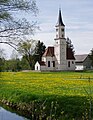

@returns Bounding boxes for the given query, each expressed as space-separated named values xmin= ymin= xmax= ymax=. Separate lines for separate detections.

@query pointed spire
xmin=56 ymin=8 xmax=65 ymax=26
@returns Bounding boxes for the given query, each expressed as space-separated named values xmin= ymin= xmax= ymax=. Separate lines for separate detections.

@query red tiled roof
xmin=43 ymin=46 xmax=75 ymax=60
xmin=39 ymin=61 xmax=46 ymax=66
xmin=66 ymin=48 xmax=75 ymax=60
xmin=43 ymin=47 xmax=55 ymax=57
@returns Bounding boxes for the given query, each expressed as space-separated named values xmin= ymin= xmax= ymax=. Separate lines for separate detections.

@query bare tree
xmin=0 ymin=49 xmax=6 ymax=58
xmin=0 ymin=0 xmax=38 ymax=50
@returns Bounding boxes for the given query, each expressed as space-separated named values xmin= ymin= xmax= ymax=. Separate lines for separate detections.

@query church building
xmin=35 ymin=9 xmax=75 ymax=71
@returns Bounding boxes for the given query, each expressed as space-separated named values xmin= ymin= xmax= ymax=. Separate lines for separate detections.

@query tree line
xmin=0 ymin=40 xmax=46 ymax=72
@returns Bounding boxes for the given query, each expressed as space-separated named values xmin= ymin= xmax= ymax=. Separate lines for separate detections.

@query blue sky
xmin=1 ymin=0 xmax=93 ymax=58
xmin=33 ymin=0 xmax=93 ymax=55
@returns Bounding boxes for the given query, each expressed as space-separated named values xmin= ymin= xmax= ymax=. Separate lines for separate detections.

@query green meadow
xmin=0 ymin=71 xmax=93 ymax=119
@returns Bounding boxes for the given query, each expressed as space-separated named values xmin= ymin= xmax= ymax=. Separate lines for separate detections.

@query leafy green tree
xmin=15 ymin=58 xmax=22 ymax=71
xmin=0 ymin=49 xmax=5 ymax=71
xmin=0 ymin=58 xmax=5 ymax=72
xmin=4 ymin=58 xmax=22 ymax=71
xmin=18 ymin=39 xmax=36 ymax=69
xmin=66 ymin=37 xmax=75 ymax=54
xmin=89 ymin=48 xmax=93 ymax=67
xmin=20 ymin=56 xmax=30 ymax=70
xmin=34 ymin=40 xmax=46 ymax=62
xmin=0 ymin=0 xmax=38 ymax=49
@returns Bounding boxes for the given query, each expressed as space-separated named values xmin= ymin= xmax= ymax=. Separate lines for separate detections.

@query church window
xmin=56 ymin=29 xmax=58 ymax=32
xmin=62 ymin=34 xmax=64 ymax=37
xmin=53 ymin=61 xmax=55 ymax=67
xmin=68 ymin=61 xmax=70 ymax=67
xmin=61 ymin=28 xmax=64 ymax=32
xmin=72 ymin=61 xmax=74 ymax=64
xmin=48 ymin=61 xmax=50 ymax=67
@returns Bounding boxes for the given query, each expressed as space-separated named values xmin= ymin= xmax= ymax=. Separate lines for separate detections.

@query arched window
xmin=48 ymin=61 xmax=50 ymax=67
xmin=53 ymin=61 xmax=55 ymax=67
xmin=68 ymin=61 xmax=70 ymax=67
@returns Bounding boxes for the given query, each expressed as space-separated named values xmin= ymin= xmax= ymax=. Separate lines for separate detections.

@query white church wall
xmin=35 ymin=62 xmax=41 ymax=71
xmin=54 ymin=42 xmax=67 ymax=71
xmin=45 ymin=56 xmax=56 ymax=71
xmin=35 ymin=61 xmax=46 ymax=71
xmin=41 ymin=66 xmax=46 ymax=71
xmin=42 ymin=57 xmax=46 ymax=62
xmin=67 ymin=60 xmax=76 ymax=70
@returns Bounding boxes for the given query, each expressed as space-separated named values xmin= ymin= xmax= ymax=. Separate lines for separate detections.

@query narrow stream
xmin=0 ymin=106 xmax=29 ymax=120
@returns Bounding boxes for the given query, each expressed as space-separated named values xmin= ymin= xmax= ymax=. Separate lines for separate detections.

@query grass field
xmin=0 ymin=71 xmax=93 ymax=119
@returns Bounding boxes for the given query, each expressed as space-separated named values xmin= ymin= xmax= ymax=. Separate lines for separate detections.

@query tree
xmin=0 ymin=58 xmax=5 ymax=72
xmin=18 ymin=39 xmax=36 ymax=69
xmin=0 ymin=49 xmax=6 ymax=58
xmin=18 ymin=40 xmax=46 ymax=70
xmin=34 ymin=40 xmax=46 ymax=62
xmin=66 ymin=37 xmax=75 ymax=54
xmin=0 ymin=49 xmax=5 ymax=71
xmin=0 ymin=0 xmax=38 ymax=50
xmin=89 ymin=48 xmax=93 ymax=67
xmin=4 ymin=58 xmax=22 ymax=71
xmin=20 ymin=56 xmax=30 ymax=70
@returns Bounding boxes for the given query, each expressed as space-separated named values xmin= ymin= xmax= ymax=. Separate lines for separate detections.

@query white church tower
xmin=54 ymin=9 xmax=67 ymax=70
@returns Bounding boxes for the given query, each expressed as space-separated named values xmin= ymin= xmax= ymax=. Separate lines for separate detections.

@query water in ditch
xmin=0 ymin=106 xmax=29 ymax=120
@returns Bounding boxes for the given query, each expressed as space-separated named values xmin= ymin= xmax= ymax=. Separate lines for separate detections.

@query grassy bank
xmin=0 ymin=71 xmax=93 ymax=119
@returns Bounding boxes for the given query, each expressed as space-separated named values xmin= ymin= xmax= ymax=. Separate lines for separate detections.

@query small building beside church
xmin=35 ymin=9 xmax=75 ymax=71
xmin=75 ymin=54 xmax=92 ymax=70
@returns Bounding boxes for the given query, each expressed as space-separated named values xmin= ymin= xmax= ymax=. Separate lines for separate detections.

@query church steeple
xmin=55 ymin=8 xmax=65 ymax=39
xmin=54 ymin=8 xmax=67 ymax=70
xmin=56 ymin=8 xmax=65 ymax=27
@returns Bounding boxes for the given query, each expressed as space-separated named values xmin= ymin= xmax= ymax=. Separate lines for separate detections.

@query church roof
xmin=43 ymin=47 xmax=55 ymax=57
xmin=38 ymin=61 xmax=46 ymax=66
xmin=75 ymin=54 xmax=88 ymax=62
xmin=56 ymin=9 xmax=65 ymax=27
xmin=43 ymin=46 xmax=75 ymax=60
xmin=67 ymin=48 xmax=75 ymax=60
